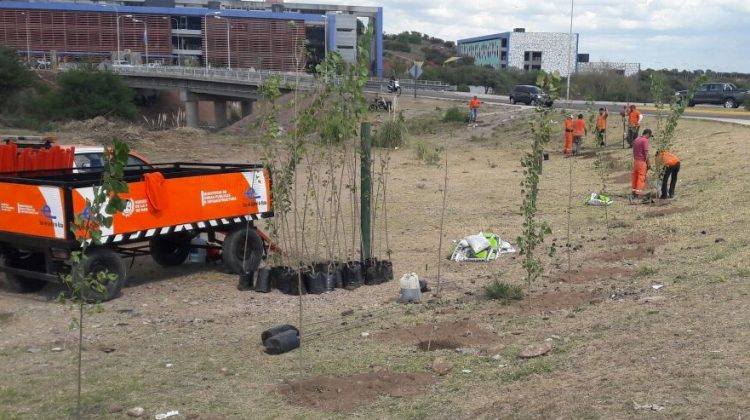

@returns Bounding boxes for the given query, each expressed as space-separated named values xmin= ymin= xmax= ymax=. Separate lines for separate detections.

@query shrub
xmin=374 ymin=114 xmax=407 ymax=148
xmin=442 ymin=106 xmax=466 ymax=122
xmin=456 ymin=84 xmax=470 ymax=92
xmin=0 ymin=47 xmax=33 ymax=109
xmin=35 ymin=70 xmax=137 ymax=120
xmin=414 ymin=140 xmax=441 ymax=165
xmin=384 ymin=39 xmax=411 ymax=53
xmin=484 ymin=280 xmax=524 ymax=302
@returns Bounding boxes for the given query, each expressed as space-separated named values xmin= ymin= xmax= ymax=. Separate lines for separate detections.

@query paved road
xmin=393 ymin=89 xmax=750 ymax=123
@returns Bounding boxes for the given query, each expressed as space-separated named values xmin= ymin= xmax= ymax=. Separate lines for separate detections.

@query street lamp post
xmin=20 ymin=12 xmax=30 ymax=64
xmin=565 ymin=0 xmax=574 ymax=104
xmin=203 ymin=11 xmax=220 ymax=70
xmin=170 ymin=17 xmax=180 ymax=66
xmin=99 ymin=4 xmax=120 ymax=61
xmin=132 ymin=18 xmax=148 ymax=64
xmin=116 ymin=14 xmax=133 ymax=63
xmin=214 ymin=15 xmax=231 ymax=70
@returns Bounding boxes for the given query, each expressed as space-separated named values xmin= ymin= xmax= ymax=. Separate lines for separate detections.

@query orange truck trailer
xmin=0 ymin=162 xmax=273 ymax=301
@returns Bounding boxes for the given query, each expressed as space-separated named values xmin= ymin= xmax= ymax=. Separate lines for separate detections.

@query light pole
xmin=132 ymin=18 xmax=148 ymax=64
xmin=203 ymin=11 xmax=220 ymax=70
xmin=565 ymin=0 xmax=574 ymax=104
xmin=99 ymin=3 xmax=120 ymax=61
xmin=116 ymin=14 xmax=133 ymax=63
xmin=20 ymin=12 xmax=30 ymax=64
xmin=213 ymin=15 xmax=231 ymax=69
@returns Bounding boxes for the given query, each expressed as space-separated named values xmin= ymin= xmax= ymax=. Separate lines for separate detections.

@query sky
xmin=295 ymin=0 xmax=750 ymax=73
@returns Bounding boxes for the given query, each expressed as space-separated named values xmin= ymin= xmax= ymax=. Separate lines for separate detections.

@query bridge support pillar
xmin=180 ymin=89 xmax=200 ymax=129
xmin=241 ymin=100 xmax=253 ymax=117
xmin=214 ymin=100 xmax=228 ymax=128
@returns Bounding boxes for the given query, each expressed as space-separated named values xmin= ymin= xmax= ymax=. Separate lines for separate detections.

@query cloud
xmin=293 ymin=0 xmax=750 ymax=72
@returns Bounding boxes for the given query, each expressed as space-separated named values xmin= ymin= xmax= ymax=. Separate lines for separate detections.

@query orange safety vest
xmin=469 ymin=98 xmax=481 ymax=109
xmin=597 ymin=113 xmax=608 ymax=130
xmin=657 ymin=151 xmax=680 ymax=167
xmin=572 ymin=119 xmax=586 ymax=137
xmin=628 ymin=110 xmax=641 ymax=127
xmin=565 ymin=119 xmax=573 ymax=132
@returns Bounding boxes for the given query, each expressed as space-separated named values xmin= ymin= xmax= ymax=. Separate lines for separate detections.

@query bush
xmin=374 ymin=114 xmax=407 ymax=148
xmin=484 ymin=280 xmax=524 ymax=302
xmin=442 ymin=106 xmax=466 ymax=122
xmin=456 ymin=84 xmax=470 ymax=92
xmin=414 ymin=140 xmax=441 ymax=165
xmin=35 ymin=70 xmax=137 ymax=120
xmin=384 ymin=39 xmax=411 ymax=53
xmin=0 ymin=47 xmax=33 ymax=109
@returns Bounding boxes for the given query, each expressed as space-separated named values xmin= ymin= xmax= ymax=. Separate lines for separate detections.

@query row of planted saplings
xmin=249 ymin=258 xmax=394 ymax=295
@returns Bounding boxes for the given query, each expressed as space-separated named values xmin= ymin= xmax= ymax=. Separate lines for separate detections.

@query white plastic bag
xmin=465 ymin=234 xmax=491 ymax=254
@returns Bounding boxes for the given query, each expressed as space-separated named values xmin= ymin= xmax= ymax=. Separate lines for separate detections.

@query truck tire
xmin=222 ymin=226 xmax=264 ymax=274
xmin=509 ymin=96 xmax=516 ymax=105
xmin=723 ymin=98 xmax=737 ymax=108
xmin=150 ymin=234 xmax=191 ymax=267
xmin=3 ymin=252 xmax=47 ymax=293
xmin=78 ymin=248 xmax=127 ymax=302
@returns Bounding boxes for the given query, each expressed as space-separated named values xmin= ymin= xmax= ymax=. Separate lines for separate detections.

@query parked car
xmin=676 ymin=82 xmax=748 ymax=108
xmin=509 ymin=85 xmax=554 ymax=107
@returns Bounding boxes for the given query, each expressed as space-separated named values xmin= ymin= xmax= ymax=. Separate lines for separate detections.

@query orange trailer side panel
xmin=72 ymin=169 xmax=272 ymax=236
xmin=0 ymin=183 xmax=67 ymax=239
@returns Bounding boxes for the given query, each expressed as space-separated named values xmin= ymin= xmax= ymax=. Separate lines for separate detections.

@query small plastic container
xmin=188 ymin=236 xmax=207 ymax=264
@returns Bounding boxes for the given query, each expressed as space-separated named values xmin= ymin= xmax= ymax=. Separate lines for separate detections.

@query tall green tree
xmin=0 ymin=47 xmax=33 ymax=105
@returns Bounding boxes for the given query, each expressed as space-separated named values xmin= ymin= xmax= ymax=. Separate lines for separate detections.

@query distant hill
xmin=382 ymin=31 xmax=457 ymax=78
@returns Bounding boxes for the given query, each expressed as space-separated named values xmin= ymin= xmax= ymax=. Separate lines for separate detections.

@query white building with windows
xmin=457 ymin=28 xmax=579 ymax=77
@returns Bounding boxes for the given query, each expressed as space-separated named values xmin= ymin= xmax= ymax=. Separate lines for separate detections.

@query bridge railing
xmin=109 ymin=65 xmax=455 ymax=92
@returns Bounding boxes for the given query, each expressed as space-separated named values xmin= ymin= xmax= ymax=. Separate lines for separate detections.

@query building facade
xmin=457 ymin=28 xmax=579 ymax=77
xmin=0 ymin=0 xmax=384 ymax=75
xmin=577 ymin=61 xmax=641 ymax=77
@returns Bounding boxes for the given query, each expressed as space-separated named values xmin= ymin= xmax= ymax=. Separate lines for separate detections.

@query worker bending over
xmin=656 ymin=150 xmax=681 ymax=199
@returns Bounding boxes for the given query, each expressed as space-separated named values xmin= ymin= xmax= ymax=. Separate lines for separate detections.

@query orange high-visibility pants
xmin=631 ymin=160 xmax=648 ymax=195
xmin=564 ymin=131 xmax=573 ymax=154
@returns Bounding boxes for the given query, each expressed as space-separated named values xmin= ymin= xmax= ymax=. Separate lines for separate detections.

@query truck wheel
xmin=78 ymin=248 xmax=126 ymax=302
xmin=223 ymin=226 xmax=264 ymax=274
xmin=509 ymin=96 xmax=516 ymax=105
xmin=687 ymin=101 xmax=695 ymax=107
xmin=150 ymin=234 xmax=191 ymax=267
xmin=3 ymin=252 xmax=47 ymax=293
xmin=723 ymin=98 xmax=737 ymax=108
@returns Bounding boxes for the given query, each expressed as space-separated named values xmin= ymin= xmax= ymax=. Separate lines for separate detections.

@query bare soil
xmin=1 ymin=97 xmax=750 ymax=419
xmin=278 ymin=370 xmax=437 ymax=412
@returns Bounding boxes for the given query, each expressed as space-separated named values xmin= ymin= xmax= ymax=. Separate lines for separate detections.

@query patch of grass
xmin=484 ymin=280 xmax=524 ymax=303
xmin=0 ymin=312 xmax=13 ymax=324
xmin=502 ymin=359 xmax=553 ymax=382
xmin=736 ymin=268 xmax=750 ymax=279
xmin=442 ymin=106 xmax=466 ymax=123
xmin=635 ymin=266 xmax=658 ymax=277
xmin=374 ymin=116 xmax=407 ymax=148
xmin=414 ymin=141 xmax=442 ymax=165
xmin=405 ymin=113 xmax=440 ymax=135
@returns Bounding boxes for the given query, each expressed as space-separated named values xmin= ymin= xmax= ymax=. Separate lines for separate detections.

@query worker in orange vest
xmin=626 ymin=104 xmax=642 ymax=147
xmin=656 ymin=150 xmax=680 ymax=199
xmin=563 ymin=115 xmax=574 ymax=155
xmin=468 ymin=96 xmax=481 ymax=125
xmin=572 ymin=114 xmax=587 ymax=155
xmin=595 ymin=107 xmax=608 ymax=146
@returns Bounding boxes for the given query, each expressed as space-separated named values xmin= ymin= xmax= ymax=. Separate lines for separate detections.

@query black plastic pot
xmin=238 ymin=271 xmax=254 ymax=291
xmin=261 ymin=324 xmax=300 ymax=342
xmin=254 ymin=268 xmax=272 ymax=293
xmin=314 ymin=262 xmax=339 ymax=292
xmin=342 ymin=261 xmax=363 ymax=290
xmin=364 ymin=258 xmax=384 ymax=285
xmin=273 ymin=266 xmax=304 ymax=295
xmin=264 ymin=329 xmax=300 ymax=355
xmin=381 ymin=260 xmax=394 ymax=282
xmin=304 ymin=269 xmax=327 ymax=295
xmin=419 ymin=279 xmax=430 ymax=293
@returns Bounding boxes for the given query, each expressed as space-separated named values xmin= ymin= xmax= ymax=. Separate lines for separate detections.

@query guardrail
xmin=108 ymin=65 xmax=456 ymax=92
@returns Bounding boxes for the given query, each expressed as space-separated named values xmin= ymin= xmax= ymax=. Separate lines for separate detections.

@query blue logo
xmin=245 ymin=187 xmax=260 ymax=200
xmin=41 ymin=205 xmax=56 ymax=220
xmin=80 ymin=205 xmax=91 ymax=220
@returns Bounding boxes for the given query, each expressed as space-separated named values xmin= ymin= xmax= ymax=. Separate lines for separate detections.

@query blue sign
xmin=41 ymin=205 xmax=56 ymax=220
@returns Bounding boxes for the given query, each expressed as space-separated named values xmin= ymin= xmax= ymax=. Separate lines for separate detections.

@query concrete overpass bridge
xmin=111 ymin=65 xmax=455 ymax=128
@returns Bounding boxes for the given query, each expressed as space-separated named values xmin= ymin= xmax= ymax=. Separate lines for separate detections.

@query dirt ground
xmin=1 ymin=96 xmax=750 ymax=419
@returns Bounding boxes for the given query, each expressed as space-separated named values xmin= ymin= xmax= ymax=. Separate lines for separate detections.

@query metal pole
xmin=565 ymin=0 xmax=574 ymax=104
xmin=204 ymin=12 xmax=211 ymax=70
xmin=360 ymin=122 xmax=372 ymax=262
xmin=24 ymin=12 xmax=30 ymax=64
xmin=224 ymin=19 xmax=230 ymax=69
xmin=116 ymin=15 xmax=121 ymax=61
